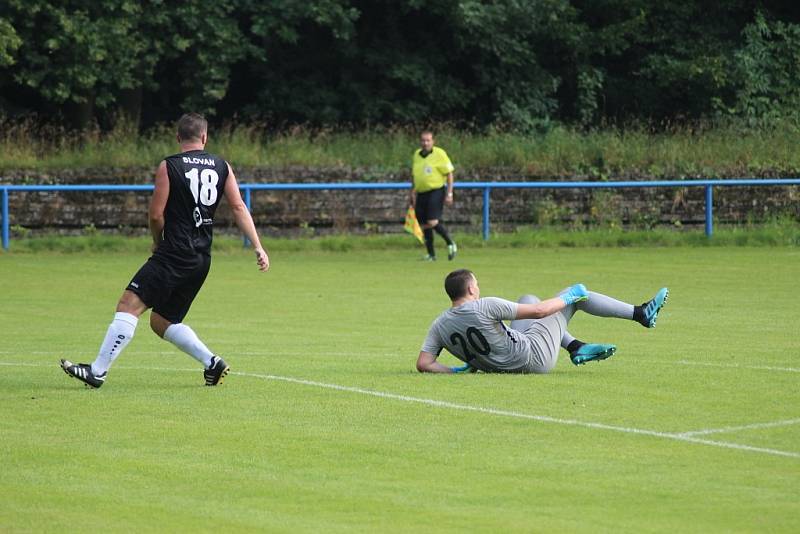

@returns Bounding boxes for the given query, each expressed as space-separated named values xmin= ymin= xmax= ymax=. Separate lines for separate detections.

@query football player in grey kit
xmin=416 ymin=269 xmax=668 ymax=374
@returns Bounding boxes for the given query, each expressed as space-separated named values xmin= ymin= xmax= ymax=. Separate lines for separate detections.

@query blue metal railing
xmin=2 ymin=179 xmax=799 ymax=250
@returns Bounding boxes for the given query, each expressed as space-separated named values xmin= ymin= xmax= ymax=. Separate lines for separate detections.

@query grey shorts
xmin=509 ymin=294 xmax=568 ymax=374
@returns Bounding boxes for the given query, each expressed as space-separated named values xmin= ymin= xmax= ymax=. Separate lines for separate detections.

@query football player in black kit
xmin=61 ymin=113 xmax=269 ymax=388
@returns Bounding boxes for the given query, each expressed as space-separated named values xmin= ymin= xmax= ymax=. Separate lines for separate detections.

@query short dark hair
xmin=177 ymin=113 xmax=207 ymax=141
xmin=444 ymin=269 xmax=475 ymax=300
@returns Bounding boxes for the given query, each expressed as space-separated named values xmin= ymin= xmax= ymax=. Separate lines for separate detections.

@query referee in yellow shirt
xmin=408 ymin=131 xmax=457 ymax=261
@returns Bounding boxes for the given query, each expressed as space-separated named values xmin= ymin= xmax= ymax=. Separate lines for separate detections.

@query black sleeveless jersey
xmin=154 ymin=149 xmax=229 ymax=262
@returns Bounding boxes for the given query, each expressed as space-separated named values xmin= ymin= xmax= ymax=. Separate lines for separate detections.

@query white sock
xmin=163 ymin=323 xmax=214 ymax=368
xmin=91 ymin=312 xmax=138 ymax=376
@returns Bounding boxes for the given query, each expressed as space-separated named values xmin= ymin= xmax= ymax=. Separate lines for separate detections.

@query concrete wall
xmin=2 ymin=167 xmax=798 ymax=237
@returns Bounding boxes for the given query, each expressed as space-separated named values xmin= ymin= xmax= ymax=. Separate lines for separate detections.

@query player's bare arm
xmin=416 ymin=350 xmax=455 ymax=374
xmin=149 ymin=161 xmax=170 ymax=251
xmin=445 ymin=172 xmax=454 ymax=205
xmin=515 ymin=297 xmax=567 ymax=320
xmin=515 ymin=284 xmax=589 ymax=319
xmin=224 ymin=164 xmax=270 ymax=272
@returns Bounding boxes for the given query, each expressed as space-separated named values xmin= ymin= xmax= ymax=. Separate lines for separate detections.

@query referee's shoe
xmin=60 ymin=359 xmax=106 ymax=388
xmin=204 ymin=356 xmax=229 ymax=386
xmin=448 ymin=243 xmax=458 ymax=261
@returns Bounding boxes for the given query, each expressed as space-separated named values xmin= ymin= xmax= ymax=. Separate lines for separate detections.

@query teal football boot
xmin=570 ymin=343 xmax=617 ymax=366
xmin=643 ymin=288 xmax=669 ymax=328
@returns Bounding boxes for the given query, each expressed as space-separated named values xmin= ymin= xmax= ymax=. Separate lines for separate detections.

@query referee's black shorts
xmin=415 ymin=186 xmax=446 ymax=224
xmin=126 ymin=253 xmax=211 ymax=323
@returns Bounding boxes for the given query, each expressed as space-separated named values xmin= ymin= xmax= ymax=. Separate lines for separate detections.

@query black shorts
xmin=126 ymin=254 xmax=211 ymax=323
xmin=415 ymin=187 xmax=446 ymax=224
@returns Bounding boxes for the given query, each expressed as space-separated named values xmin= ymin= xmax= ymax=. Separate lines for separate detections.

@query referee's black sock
xmin=424 ymin=228 xmax=435 ymax=257
xmin=433 ymin=223 xmax=454 ymax=245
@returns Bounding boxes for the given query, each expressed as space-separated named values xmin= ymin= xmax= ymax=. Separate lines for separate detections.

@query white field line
xmin=5 ymin=351 xmax=800 ymax=373
xmin=676 ymin=418 xmax=800 ymax=437
xmin=674 ymin=360 xmax=800 ymax=373
xmin=7 ymin=360 xmax=797 ymax=459
xmin=231 ymin=371 xmax=800 ymax=459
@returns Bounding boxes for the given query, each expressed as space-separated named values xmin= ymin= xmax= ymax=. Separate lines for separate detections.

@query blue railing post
xmin=705 ymin=185 xmax=713 ymax=237
xmin=243 ymin=187 xmax=252 ymax=247
xmin=2 ymin=187 xmax=9 ymax=251
xmin=482 ymin=186 xmax=491 ymax=240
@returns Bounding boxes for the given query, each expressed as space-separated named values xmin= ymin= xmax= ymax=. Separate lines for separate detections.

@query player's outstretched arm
xmin=224 ymin=164 xmax=269 ymax=272
xmin=416 ymin=351 xmax=455 ymax=373
xmin=515 ymin=284 xmax=588 ymax=320
xmin=515 ymin=297 xmax=566 ymax=320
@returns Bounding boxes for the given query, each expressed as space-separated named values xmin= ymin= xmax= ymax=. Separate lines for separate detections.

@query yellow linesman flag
xmin=404 ymin=206 xmax=424 ymax=244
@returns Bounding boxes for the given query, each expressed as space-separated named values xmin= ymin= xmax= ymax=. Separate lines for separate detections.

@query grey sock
xmin=577 ymin=291 xmax=635 ymax=319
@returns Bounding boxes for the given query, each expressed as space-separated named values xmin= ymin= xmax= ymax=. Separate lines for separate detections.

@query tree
xmin=2 ymin=0 xmax=800 ymax=130
xmin=0 ymin=0 xmax=147 ymax=127
xmin=0 ymin=17 xmax=21 ymax=68
xmin=727 ymin=11 xmax=800 ymax=124
xmin=454 ymin=0 xmax=578 ymax=130
xmin=0 ymin=0 xmax=248 ymax=128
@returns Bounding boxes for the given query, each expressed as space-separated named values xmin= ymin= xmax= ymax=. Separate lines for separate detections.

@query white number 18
xmin=184 ymin=167 xmax=219 ymax=206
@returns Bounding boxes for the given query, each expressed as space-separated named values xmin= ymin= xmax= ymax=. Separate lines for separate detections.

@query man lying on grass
xmin=416 ymin=269 xmax=668 ymax=374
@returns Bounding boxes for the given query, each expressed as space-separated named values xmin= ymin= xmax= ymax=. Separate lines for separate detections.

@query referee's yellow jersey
xmin=412 ymin=147 xmax=455 ymax=193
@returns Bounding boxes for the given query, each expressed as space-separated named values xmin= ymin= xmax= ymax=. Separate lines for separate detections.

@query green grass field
xmin=1 ymin=246 xmax=798 ymax=532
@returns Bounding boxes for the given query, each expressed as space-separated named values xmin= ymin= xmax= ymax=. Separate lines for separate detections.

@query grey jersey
xmin=421 ymin=297 xmax=535 ymax=372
